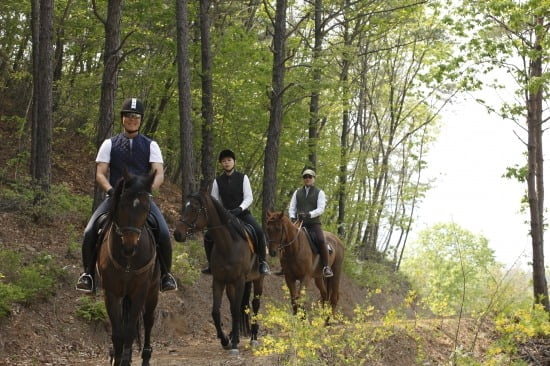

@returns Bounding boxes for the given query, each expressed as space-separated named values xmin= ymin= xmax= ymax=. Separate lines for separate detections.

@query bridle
xmin=113 ymin=191 xmax=153 ymax=239
xmin=267 ymin=219 xmax=303 ymax=252
xmin=178 ymin=194 xmax=229 ymax=238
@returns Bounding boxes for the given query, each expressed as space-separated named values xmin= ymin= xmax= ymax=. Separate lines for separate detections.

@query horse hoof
xmin=250 ymin=339 xmax=259 ymax=348
xmin=229 ymin=348 xmax=240 ymax=356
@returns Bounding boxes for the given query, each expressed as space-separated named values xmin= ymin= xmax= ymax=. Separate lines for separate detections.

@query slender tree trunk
xmin=262 ymin=0 xmax=287 ymax=222
xmin=307 ymin=0 xmax=323 ymax=169
xmin=527 ymin=18 xmax=549 ymax=311
xmin=176 ymin=0 xmax=196 ymax=202
xmin=199 ymin=0 xmax=215 ymax=189
xmin=93 ymin=0 xmax=122 ymax=210
xmin=32 ymin=0 xmax=54 ymax=193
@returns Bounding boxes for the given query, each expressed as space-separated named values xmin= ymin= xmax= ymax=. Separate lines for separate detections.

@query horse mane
xmin=204 ymin=192 xmax=244 ymax=241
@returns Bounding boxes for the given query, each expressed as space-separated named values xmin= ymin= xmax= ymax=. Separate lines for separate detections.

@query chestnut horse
xmin=265 ymin=211 xmax=344 ymax=315
xmin=97 ymin=170 xmax=160 ymax=366
xmin=173 ymin=189 xmax=264 ymax=356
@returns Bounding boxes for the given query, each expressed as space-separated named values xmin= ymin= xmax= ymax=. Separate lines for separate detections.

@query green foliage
xmin=0 ymin=250 xmax=62 ymax=318
xmin=483 ymin=303 xmax=550 ymax=365
xmin=402 ymin=223 xmax=501 ymax=316
xmin=255 ymin=288 xmax=424 ymax=365
xmin=75 ymin=296 xmax=107 ymax=322
xmin=171 ymin=238 xmax=203 ymax=286
xmin=0 ymin=181 xmax=91 ymax=224
xmin=345 ymin=256 xmax=411 ymax=295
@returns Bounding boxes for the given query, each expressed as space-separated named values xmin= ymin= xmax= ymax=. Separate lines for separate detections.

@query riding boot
xmin=76 ymin=230 xmax=97 ymax=293
xmin=156 ymin=236 xmax=177 ymax=292
xmin=201 ymin=235 xmax=213 ymax=274
xmin=318 ymin=241 xmax=333 ymax=278
xmin=257 ymin=236 xmax=270 ymax=275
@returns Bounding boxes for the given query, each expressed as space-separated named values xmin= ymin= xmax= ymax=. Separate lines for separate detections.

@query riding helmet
xmin=120 ymin=98 xmax=145 ymax=117
xmin=218 ymin=149 xmax=236 ymax=162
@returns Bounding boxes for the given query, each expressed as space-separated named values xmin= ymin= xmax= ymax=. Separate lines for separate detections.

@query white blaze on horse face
xmin=185 ymin=201 xmax=191 ymax=207
xmin=133 ymin=198 xmax=140 ymax=208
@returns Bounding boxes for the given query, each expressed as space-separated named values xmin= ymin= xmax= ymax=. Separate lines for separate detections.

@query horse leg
xmin=227 ymin=280 xmax=245 ymax=355
xmin=240 ymin=281 xmax=252 ymax=337
xmin=250 ymin=278 xmax=263 ymax=347
xmin=285 ymin=276 xmax=300 ymax=315
xmin=120 ymin=297 xmax=142 ymax=366
xmin=141 ymin=291 xmax=159 ymax=366
xmin=105 ymin=294 xmax=124 ymax=366
xmin=212 ymin=280 xmax=230 ymax=349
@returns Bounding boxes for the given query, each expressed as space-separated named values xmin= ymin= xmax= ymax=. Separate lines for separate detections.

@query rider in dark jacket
xmin=75 ymin=98 xmax=177 ymax=293
xmin=201 ymin=149 xmax=270 ymax=275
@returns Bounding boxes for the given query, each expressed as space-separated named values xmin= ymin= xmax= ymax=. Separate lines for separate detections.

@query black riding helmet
xmin=120 ymin=98 xmax=145 ymax=117
xmin=218 ymin=149 xmax=236 ymax=162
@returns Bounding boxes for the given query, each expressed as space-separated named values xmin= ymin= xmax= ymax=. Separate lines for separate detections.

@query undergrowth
xmin=0 ymin=250 xmax=63 ymax=318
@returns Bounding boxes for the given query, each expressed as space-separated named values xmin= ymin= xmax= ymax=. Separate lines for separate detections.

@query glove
xmin=290 ymin=217 xmax=297 ymax=223
xmin=230 ymin=207 xmax=243 ymax=216
xmin=107 ymin=188 xmax=115 ymax=196
xmin=298 ymin=212 xmax=310 ymax=221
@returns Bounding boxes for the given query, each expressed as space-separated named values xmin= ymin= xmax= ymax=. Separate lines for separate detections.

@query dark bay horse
xmin=173 ymin=189 xmax=264 ymax=356
xmin=97 ymin=170 xmax=160 ymax=366
xmin=265 ymin=211 xmax=344 ymax=315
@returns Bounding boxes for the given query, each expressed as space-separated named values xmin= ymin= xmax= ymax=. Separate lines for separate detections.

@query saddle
xmin=229 ymin=219 xmax=256 ymax=254
xmin=303 ymin=228 xmax=333 ymax=255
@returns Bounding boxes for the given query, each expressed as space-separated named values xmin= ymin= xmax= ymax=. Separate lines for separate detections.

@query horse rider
xmin=201 ymin=149 xmax=270 ymax=275
xmin=289 ymin=168 xmax=333 ymax=277
xmin=75 ymin=97 xmax=177 ymax=293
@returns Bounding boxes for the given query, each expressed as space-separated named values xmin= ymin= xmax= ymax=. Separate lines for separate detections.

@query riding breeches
xmin=305 ymin=223 xmax=329 ymax=267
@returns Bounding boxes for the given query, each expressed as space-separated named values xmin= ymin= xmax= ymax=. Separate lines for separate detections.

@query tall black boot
xmin=76 ymin=231 xmax=97 ymax=293
xmin=201 ymin=235 xmax=213 ymax=274
xmin=257 ymin=235 xmax=270 ymax=275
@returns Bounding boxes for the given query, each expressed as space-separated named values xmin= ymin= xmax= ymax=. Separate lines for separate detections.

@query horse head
xmin=265 ymin=210 xmax=288 ymax=257
xmin=174 ymin=192 xmax=208 ymax=242
xmin=112 ymin=169 xmax=154 ymax=256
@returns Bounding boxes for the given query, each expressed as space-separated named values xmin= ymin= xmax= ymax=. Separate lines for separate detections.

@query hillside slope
xmin=0 ymin=124 xmax=498 ymax=365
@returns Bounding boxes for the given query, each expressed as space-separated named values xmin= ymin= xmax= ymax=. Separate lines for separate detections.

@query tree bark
xmin=93 ymin=0 xmax=122 ymax=210
xmin=262 ymin=0 xmax=287 ymax=223
xmin=527 ymin=16 xmax=549 ymax=311
xmin=176 ymin=0 xmax=197 ymax=202
xmin=199 ymin=0 xmax=215 ymax=189
xmin=31 ymin=0 xmax=54 ymax=193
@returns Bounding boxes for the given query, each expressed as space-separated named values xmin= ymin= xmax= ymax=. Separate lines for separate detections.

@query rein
xmin=179 ymin=196 xmax=229 ymax=236
xmin=270 ymin=220 xmax=303 ymax=251
xmin=106 ymin=223 xmax=157 ymax=274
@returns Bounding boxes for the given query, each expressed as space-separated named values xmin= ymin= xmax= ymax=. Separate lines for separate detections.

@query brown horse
xmin=265 ymin=210 xmax=344 ymax=315
xmin=97 ymin=170 xmax=160 ymax=366
xmin=173 ymin=189 xmax=264 ymax=356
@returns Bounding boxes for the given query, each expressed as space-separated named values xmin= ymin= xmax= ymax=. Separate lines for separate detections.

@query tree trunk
xmin=527 ymin=18 xmax=549 ymax=311
xmin=199 ymin=0 xmax=215 ymax=189
xmin=31 ymin=0 xmax=54 ymax=193
xmin=262 ymin=0 xmax=287 ymax=222
xmin=176 ymin=0 xmax=197 ymax=202
xmin=93 ymin=0 xmax=122 ymax=210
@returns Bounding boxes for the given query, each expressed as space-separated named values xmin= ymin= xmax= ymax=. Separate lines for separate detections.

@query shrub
xmin=75 ymin=296 xmax=107 ymax=322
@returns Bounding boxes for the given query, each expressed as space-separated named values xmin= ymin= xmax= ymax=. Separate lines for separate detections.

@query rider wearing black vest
xmin=75 ymin=98 xmax=177 ymax=293
xmin=201 ymin=149 xmax=270 ymax=275
xmin=289 ymin=169 xmax=334 ymax=277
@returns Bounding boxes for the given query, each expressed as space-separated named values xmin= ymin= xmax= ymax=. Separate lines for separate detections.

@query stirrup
xmin=259 ymin=261 xmax=270 ymax=275
xmin=76 ymin=273 xmax=94 ymax=293
xmin=201 ymin=266 xmax=212 ymax=274
xmin=323 ymin=266 xmax=334 ymax=278
xmin=160 ymin=273 xmax=178 ymax=292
